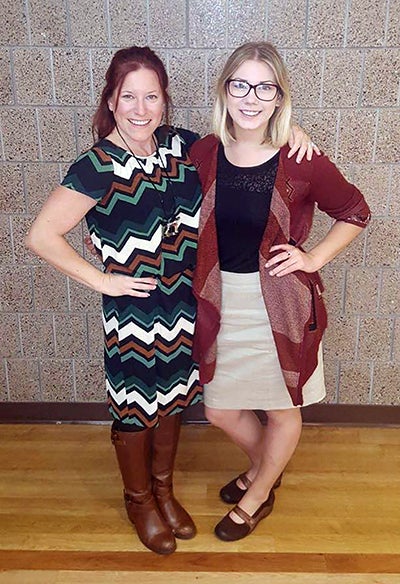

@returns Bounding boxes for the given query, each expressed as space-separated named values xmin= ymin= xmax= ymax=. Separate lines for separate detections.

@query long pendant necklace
xmin=115 ymin=126 xmax=180 ymax=239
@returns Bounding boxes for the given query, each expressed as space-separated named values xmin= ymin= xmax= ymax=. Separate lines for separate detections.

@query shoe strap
xmin=238 ymin=473 xmax=252 ymax=490
xmin=232 ymin=504 xmax=254 ymax=527
xmin=232 ymin=491 xmax=274 ymax=528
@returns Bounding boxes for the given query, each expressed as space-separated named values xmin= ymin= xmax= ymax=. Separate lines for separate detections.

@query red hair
xmin=92 ymin=46 xmax=171 ymax=140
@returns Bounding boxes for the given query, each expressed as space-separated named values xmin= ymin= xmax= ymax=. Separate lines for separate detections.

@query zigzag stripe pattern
xmin=111 ymin=133 xmax=186 ymax=179
xmin=106 ymin=366 xmax=201 ymax=427
xmin=91 ymin=208 xmax=200 ymax=264
xmin=61 ymin=126 xmax=203 ymax=428
xmin=103 ymin=313 xmax=195 ymax=344
xmin=97 ymin=143 xmax=199 ymax=213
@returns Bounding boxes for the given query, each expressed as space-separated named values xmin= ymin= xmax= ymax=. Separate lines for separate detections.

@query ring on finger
xmin=286 ymin=250 xmax=291 ymax=257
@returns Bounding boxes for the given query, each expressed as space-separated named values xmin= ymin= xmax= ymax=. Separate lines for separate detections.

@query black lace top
xmin=215 ymin=144 xmax=280 ymax=273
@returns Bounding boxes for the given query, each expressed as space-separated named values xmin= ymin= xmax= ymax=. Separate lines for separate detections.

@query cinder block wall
xmin=0 ymin=0 xmax=399 ymax=406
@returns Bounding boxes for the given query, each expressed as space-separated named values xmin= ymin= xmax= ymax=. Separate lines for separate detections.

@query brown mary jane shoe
xmin=219 ymin=472 xmax=283 ymax=504
xmin=214 ymin=490 xmax=275 ymax=542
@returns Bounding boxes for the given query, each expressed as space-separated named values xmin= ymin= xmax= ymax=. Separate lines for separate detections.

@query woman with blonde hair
xmin=191 ymin=41 xmax=370 ymax=541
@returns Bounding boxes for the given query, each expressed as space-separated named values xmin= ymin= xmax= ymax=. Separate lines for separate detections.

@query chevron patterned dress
xmin=62 ymin=127 xmax=203 ymax=427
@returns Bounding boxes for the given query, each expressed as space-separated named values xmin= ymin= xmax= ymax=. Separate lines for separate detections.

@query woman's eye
xmin=259 ymin=84 xmax=274 ymax=92
xmin=146 ymin=94 xmax=158 ymax=101
xmin=232 ymin=81 xmax=247 ymax=90
xmin=121 ymin=94 xmax=133 ymax=100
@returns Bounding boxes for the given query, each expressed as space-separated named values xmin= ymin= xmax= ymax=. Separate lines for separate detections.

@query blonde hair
xmin=212 ymin=42 xmax=292 ymax=147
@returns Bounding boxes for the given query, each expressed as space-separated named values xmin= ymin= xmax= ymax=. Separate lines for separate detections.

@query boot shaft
xmin=152 ymin=413 xmax=181 ymax=483
xmin=151 ymin=414 xmax=197 ymax=539
xmin=111 ymin=424 xmax=154 ymax=498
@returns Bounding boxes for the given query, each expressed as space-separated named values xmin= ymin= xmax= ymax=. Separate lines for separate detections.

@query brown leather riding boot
xmin=111 ymin=425 xmax=176 ymax=554
xmin=152 ymin=414 xmax=196 ymax=539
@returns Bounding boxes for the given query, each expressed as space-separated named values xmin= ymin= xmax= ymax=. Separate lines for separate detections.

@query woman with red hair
xmin=27 ymin=46 xmax=202 ymax=555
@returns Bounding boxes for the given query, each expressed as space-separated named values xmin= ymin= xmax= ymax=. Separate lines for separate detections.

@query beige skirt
xmin=204 ymin=271 xmax=326 ymax=411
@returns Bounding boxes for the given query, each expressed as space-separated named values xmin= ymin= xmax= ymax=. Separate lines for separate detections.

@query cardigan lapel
xmin=259 ymin=146 xmax=292 ymax=263
xmin=191 ymin=138 xmax=221 ymax=379
xmin=192 ymin=138 xmax=220 ymax=303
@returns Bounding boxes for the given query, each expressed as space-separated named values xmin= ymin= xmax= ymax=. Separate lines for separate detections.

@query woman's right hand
xmin=99 ymin=273 xmax=158 ymax=297
xmin=288 ymin=124 xmax=320 ymax=163
xmin=84 ymin=235 xmax=158 ymax=297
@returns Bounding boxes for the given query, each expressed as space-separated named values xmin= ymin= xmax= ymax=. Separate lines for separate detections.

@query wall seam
xmin=4 ymin=359 xmax=10 ymax=400
xmin=0 ymin=113 xmax=4 ymax=160
xmin=35 ymin=107 xmax=43 ymax=161
xmin=72 ymin=358 xmax=77 ymax=400
xmin=389 ymin=315 xmax=396 ymax=361
xmin=371 ymin=108 xmax=380 ymax=164
xmin=9 ymin=49 xmax=17 ymax=105
xmin=354 ymin=314 xmax=361 ymax=361
xmin=24 ymin=0 xmax=32 ymax=45
xmin=88 ymin=50 xmax=95 ymax=106
xmin=376 ymin=266 xmax=384 ymax=314
xmin=37 ymin=357 xmax=43 ymax=400
xmin=343 ymin=0 xmax=351 ymax=47
xmin=49 ymin=48 xmax=57 ymax=105
xmin=146 ymin=0 xmax=151 ymax=45
xmin=383 ymin=0 xmax=391 ymax=46
xmin=358 ymin=48 xmax=366 ymax=109
xmin=304 ymin=0 xmax=310 ymax=48
xmin=8 ymin=215 xmax=16 ymax=264
xmin=319 ymin=49 xmax=326 ymax=108
xmin=65 ymin=0 xmax=72 ymax=45
xmin=17 ymin=314 xmax=23 ymax=364
xmin=368 ymin=360 xmax=374 ymax=403
xmin=104 ymin=0 xmax=112 ymax=47
xmin=53 ymin=313 xmax=58 ymax=358
xmin=334 ymin=109 xmax=340 ymax=163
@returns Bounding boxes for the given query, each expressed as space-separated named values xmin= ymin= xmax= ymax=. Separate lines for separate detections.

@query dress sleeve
xmin=309 ymin=153 xmax=371 ymax=228
xmin=61 ymin=147 xmax=114 ymax=202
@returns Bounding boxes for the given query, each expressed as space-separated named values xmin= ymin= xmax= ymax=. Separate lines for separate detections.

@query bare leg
xmin=228 ymin=407 xmax=302 ymax=523
xmin=205 ymin=406 xmax=263 ymax=482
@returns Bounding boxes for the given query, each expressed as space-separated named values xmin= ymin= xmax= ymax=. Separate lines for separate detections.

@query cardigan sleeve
xmin=309 ymin=153 xmax=371 ymax=228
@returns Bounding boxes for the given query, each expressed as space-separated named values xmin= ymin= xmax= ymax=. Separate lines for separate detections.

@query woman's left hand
xmin=265 ymin=244 xmax=320 ymax=276
xmin=287 ymin=124 xmax=320 ymax=163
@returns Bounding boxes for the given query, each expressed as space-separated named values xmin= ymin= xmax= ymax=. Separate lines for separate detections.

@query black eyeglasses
xmin=226 ymin=79 xmax=280 ymax=102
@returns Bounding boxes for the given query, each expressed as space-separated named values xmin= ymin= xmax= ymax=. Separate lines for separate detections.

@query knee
xmin=205 ymin=406 xmax=224 ymax=426
xmin=205 ymin=406 xmax=236 ymax=428
xmin=267 ymin=408 xmax=302 ymax=430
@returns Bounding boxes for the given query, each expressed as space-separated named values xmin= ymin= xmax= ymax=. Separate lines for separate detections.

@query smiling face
xmin=108 ymin=67 xmax=165 ymax=153
xmin=226 ymin=59 xmax=280 ymax=138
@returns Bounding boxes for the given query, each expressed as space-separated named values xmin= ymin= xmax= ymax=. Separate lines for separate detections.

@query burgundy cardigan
xmin=190 ymin=134 xmax=371 ymax=406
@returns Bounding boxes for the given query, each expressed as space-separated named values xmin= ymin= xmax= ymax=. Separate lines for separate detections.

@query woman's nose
xmin=244 ymin=89 xmax=258 ymax=103
xmin=133 ymin=98 xmax=146 ymax=115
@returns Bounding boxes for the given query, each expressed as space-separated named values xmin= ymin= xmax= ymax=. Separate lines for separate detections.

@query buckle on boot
xmin=124 ymin=491 xmax=133 ymax=506
xmin=111 ymin=429 xmax=126 ymax=446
